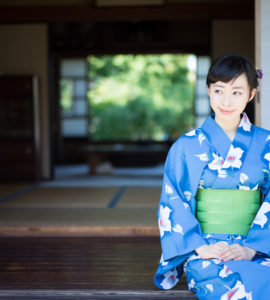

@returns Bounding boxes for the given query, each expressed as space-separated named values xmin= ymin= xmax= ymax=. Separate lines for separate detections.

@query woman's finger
xmin=222 ymin=254 xmax=237 ymax=261
xmin=215 ymin=242 xmax=229 ymax=248
xmin=234 ymin=256 xmax=243 ymax=261
xmin=220 ymin=249 xmax=239 ymax=261
xmin=213 ymin=244 xmax=229 ymax=254
xmin=219 ymin=247 xmax=233 ymax=256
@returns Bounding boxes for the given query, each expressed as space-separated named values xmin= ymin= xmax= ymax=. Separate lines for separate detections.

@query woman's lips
xmin=219 ymin=107 xmax=235 ymax=114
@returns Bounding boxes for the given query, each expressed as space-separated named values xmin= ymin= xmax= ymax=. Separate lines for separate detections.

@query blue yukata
xmin=154 ymin=113 xmax=270 ymax=299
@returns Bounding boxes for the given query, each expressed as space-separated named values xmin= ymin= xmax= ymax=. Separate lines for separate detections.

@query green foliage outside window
xmin=87 ymin=54 xmax=195 ymax=141
xmin=60 ymin=79 xmax=73 ymax=113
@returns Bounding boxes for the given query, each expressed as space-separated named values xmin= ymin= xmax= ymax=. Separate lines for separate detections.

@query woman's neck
xmin=214 ymin=115 xmax=241 ymax=141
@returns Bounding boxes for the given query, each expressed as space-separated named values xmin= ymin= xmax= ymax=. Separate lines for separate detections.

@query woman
xmin=154 ymin=53 xmax=270 ymax=299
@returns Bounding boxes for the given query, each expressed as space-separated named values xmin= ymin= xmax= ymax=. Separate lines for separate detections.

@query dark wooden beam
xmin=0 ymin=2 xmax=254 ymax=23
xmin=52 ymin=45 xmax=211 ymax=56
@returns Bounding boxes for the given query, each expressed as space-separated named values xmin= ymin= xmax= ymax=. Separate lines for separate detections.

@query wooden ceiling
xmin=0 ymin=0 xmax=254 ymax=23
xmin=0 ymin=0 xmax=254 ymax=5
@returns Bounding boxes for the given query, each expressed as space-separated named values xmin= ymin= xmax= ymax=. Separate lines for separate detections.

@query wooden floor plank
xmin=0 ymin=237 xmax=196 ymax=299
xmin=0 ymin=290 xmax=196 ymax=299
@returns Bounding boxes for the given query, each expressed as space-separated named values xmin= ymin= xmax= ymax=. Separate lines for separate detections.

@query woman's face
xmin=207 ymin=73 xmax=256 ymax=124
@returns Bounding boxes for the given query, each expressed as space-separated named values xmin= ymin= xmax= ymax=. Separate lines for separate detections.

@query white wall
xmin=0 ymin=24 xmax=50 ymax=179
xmin=256 ymin=0 xmax=270 ymax=130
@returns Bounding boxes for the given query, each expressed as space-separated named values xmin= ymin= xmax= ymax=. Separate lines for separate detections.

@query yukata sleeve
xmin=154 ymin=139 xmax=207 ymax=290
xmin=242 ymin=170 xmax=270 ymax=256
xmin=154 ymin=138 xmax=208 ymax=290
xmin=158 ymin=139 xmax=207 ymax=262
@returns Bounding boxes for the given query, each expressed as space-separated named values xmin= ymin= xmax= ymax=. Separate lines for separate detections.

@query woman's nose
xmin=223 ymin=94 xmax=231 ymax=106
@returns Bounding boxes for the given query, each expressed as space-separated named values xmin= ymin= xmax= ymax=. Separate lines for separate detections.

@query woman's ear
xmin=249 ymin=88 xmax=257 ymax=102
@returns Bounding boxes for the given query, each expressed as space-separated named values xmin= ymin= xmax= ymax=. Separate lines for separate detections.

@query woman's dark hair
xmin=206 ymin=53 xmax=258 ymax=92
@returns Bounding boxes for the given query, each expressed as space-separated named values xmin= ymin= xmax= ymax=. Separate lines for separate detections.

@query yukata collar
xmin=200 ymin=112 xmax=253 ymax=160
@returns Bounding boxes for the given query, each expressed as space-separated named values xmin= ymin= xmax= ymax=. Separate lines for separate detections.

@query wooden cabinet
xmin=0 ymin=76 xmax=39 ymax=181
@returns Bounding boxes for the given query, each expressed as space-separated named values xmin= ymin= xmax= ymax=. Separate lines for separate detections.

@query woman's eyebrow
xmin=232 ymin=86 xmax=244 ymax=89
xmin=213 ymin=84 xmax=225 ymax=88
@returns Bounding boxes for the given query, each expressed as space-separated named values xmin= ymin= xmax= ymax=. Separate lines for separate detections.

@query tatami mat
xmin=0 ymin=187 xmax=118 ymax=208
xmin=117 ymin=187 xmax=161 ymax=208
xmin=0 ymin=183 xmax=161 ymax=236
xmin=0 ymin=208 xmax=156 ymax=226
xmin=0 ymin=184 xmax=31 ymax=199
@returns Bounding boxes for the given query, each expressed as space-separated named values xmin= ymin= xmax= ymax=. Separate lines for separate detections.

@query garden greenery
xmin=87 ymin=54 xmax=195 ymax=141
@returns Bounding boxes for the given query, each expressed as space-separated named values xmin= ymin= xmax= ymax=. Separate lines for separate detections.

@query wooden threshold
xmin=0 ymin=226 xmax=159 ymax=237
xmin=0 ymin=289 xmax=196 ymax=299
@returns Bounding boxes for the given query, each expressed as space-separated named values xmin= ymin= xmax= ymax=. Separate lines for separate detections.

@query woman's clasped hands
xmin=195 ymin=242 xmax=256 ymax=261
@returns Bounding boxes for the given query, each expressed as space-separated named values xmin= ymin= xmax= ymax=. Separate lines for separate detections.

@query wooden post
xmin=255 ymin=0 xmax=261 ymax=127
xmin=256 ymin=0 xmax=270 ymax=130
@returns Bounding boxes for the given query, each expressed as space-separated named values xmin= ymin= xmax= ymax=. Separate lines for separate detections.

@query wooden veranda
xmin=0 ymin=236 xmax=196 ymax=300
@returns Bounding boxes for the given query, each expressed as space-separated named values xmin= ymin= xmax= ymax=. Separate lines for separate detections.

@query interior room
xmin=1 ymin=0 xmax=269 ymax=298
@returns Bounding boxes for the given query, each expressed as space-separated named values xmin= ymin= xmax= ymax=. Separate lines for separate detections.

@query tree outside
xmin=87 ymin=54 xmax=196 ymax=141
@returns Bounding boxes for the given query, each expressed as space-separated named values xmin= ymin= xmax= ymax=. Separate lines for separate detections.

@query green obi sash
xmin=196 ymin=189 xmax=261 ymax=235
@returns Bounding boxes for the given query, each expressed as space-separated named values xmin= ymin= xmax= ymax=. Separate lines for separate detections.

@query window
xmin=59 ymin=59 xmax=89 ymax=137
xmin=194 ymin=56 xmax=211 ymax=127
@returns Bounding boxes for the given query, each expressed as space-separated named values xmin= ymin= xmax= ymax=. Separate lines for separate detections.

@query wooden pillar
xmin=255 ymin=0 xmax=270 ymax=129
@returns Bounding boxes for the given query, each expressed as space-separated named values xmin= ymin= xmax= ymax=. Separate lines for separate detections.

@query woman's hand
xmin=219 ymin=244 xmax=256 ymax=261
xmin=196 ymin=243 xmax=256 ymax=261
xmin=195 ymin=242 xmax=229 ymax=259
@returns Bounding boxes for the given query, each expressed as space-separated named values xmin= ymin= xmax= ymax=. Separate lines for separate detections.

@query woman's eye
xmin=214 ymin=89 xmax=222 ymax=94
xmin=233 ymin=91 xmax=242 ymax=95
